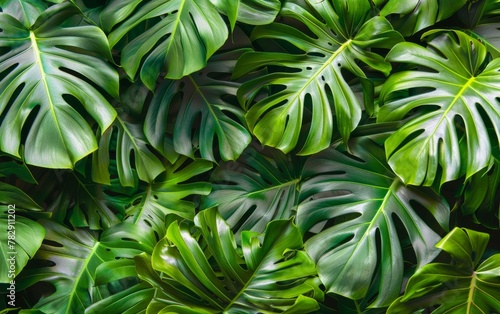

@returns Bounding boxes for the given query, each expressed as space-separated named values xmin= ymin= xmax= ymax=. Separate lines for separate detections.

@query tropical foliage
xmin=0 ymin=0 xmax=499 ymax=313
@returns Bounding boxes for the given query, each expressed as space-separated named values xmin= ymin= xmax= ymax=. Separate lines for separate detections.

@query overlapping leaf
xmin=145 ymin=49 xmax=251 ymax=162
xmin=297 ymin=139 xmax=449 ymax=307
xmin=123 ymin=157 xmax=212 ymax=240
xmin=388 ymin=227 xmax=500 ymax=313
xmin=379 ymin=30 xmax=500 ymax=186
xmin=19 ymin=220 xmax=151 ymax=314
xmin=93 ymin=110 xmax=165 ymax=187
xmin=210 ymin=0 xmax=281 ymax=30
xmin=0 ymin=184 xmax=43 ymax=283
xmin=0 ymin=3 xmax=118 ymax=168
xmin=380 ymin=0 xmax=467 ymax=36
xmin=108 ymin=0 xmax=228 ymax=89
xmin=235 ymin=0 xmax=402 ymax=155
xmin=202 ymin=146 xmax=301 ymax=239
xmin=148 ymin=208 xmax=322 ymax=313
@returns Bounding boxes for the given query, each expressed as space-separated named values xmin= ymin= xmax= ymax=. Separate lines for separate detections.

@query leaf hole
xmin=42 ymin=239 xmax=63 ymax=248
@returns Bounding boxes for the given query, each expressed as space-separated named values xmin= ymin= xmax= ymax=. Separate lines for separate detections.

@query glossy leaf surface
xmin=379 ymin=30 xmax=500 ymax=186
xmin=149 ymin=208 xmax=322 ymax=313
xmin=0 ymin=3 xmax=118 ymax=168
xmin=297 ymin=139 xmax=449 ymax=306
xmin=388 ymin=227 xmax=500 ymax=313
xmin=236 ymin=0 xmax=402 ymax=154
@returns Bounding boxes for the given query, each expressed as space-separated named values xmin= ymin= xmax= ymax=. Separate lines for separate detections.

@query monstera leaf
xmin=202 ymin=145 xmax=301 ymax=239
xmin=145 ymin=208 xmax=322 ymax=313
xmin=210 ymin=0 xmax=281 ymax=30
xmin=379 ymin=30 xmax=500 ymax=186
xmin=144 ymin=49 xmax=251 ymax=162
xmin=234 ymin=0 xmax=402 ymax=155
xmin=123 ymin=157 xmax=212 ymax=240
xmin=458 ymin=0 xmax=500 ymax=57
xmin=0 ymin=0 xmax=47 ymax=27
xmin=297 ymin=139 xmax=450 ymax=307
xmin=0 ymin=183 xmax=44 ymax=283
xmin=93 ymin=110 xmax=166 ymax=188
xmin=19 ymin=220 xmax=151 ymax=314
xmin=0 ymin=3 xmax=118 ymax=169
xmin=380 ymin=0 xmax=467 ymax=36
xmin=108 ymin=0 xmax=228 ymax=89
xmin=388 ymin=227 xmax=500 ymax=313
xmin=462 ymin=158 xmax=500 ymax=229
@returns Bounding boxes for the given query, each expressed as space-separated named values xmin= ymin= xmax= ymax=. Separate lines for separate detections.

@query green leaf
xmin=44 ymin=172 xmax=123 ymax=230
xmin=297 ymin=138 xmax=449 ymax=307
xmin=19 ymin=220 xmax=150 ymax=314
xmin=0 ymin=0 xmax=47 ymax=27
xmin=144 ymin=49 xmax=251 ymax=162
xmin=108 ymin=0 xmax=228 ymax=89
xmin=380 ymin=0 xmax=467 ymax=36
xmin=148 ymin=208 xmax=322 ymax=313
xmin=388 ymin=227 xmax=500 ymax=313
xmin=459 ymin=0 xmax=500 ymax=57
xmin=210 ymin=0 xmax=281 ymax=30
xmin=0 ymin=209 xmax=45 ymax=283
xmin=0 ymin=3 xmax=118 ymax=169
xmin=379 ymin=30 xmax=500 ymax=186
xmin=124 ymin=157 xmax=212 ymax=239
xmin=0 ymin=181 xmax=41 ymax=211
xmin=235 ymin=0 xmax=402 ymax=155
xmin=93 ymin=110 xmax=166 ymax=187
xmin=462 ymin=158 xmax=500 ymax=229
xmin=85 ymin=282 xmax=155 ymax=314
xmin=202 ymin=146 xmax=301 ymax=239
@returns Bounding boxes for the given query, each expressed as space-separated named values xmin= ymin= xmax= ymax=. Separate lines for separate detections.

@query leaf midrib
xmin=29 ymin=31 xmax=67 ymax=156
xmin=274 ymin=39 xmax=353 ymax=123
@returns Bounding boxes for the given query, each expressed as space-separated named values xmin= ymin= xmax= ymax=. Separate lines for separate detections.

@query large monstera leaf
xmin=0 ymin=3 xmax=118 ymax=169
xmin=235 ymin=0 xmax=402 ymax=155
xmin=108 ymin=0 xmax=228 ymax=89
xmin=202 ymin=145 xmax=301 ymax=240
xmin=145 ymin=49 xmax=251 ymax=162
xmin=19 ymin=220 xmax=151 ymax=314
xmin=297 ymin=139 xmax=450 ymax=307
xmin=147 ymin=208 xmax=322 ymax=313
xmin=380 ymin=0 xmax=467 ymax=36
xmin=379 ymin=30 xmax=500 ymax=186
xmin=388 ymin=227 xmax=500 ymax=313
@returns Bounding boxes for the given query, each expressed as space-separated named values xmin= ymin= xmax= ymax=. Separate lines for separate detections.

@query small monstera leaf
xmin=235 ymin=0 xmax=402 ymax=155
xmin=19 ymin=220 xmax=151 ymax=314
xmin=210 ymin=0 xmax=281 ymax=30
xmin=0 ymin=3 xmax=118 ymax=169
xmin=379 ymin=30 xmax=500 ymax=186
xmin=124 ymin=157 xmax=212 ymax=240
xmin=380 ymin=0 xmax=467 ymax=36
xmin=148 ymin=208 xmax=322 ymax=313
xmin=93 ymin=109 xmax=166 ymax=188
xmin=297 ymin=138 xmax=449 ymax=307
xmin=145 ymin=49 xmax=251 ymax=162
xmin=108 ymin=0 xmax=228 ymax=89
xmin=388 ymin=227 xmax=500 ymax=313
xmin=202 ymin=145 xmax=301 ymax=240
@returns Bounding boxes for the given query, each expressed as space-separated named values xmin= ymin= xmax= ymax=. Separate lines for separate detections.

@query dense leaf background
xmin=1 ymin=0 xmax=499 ymax=313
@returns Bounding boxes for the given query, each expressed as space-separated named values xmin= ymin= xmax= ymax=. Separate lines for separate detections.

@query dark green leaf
xmin=147 ymin=208 xmax=322 ymax=313
xmin=108 ymin=0 xmax=228 ymax=88
xmin=297 ymin=138 xmax=449 ymax=306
